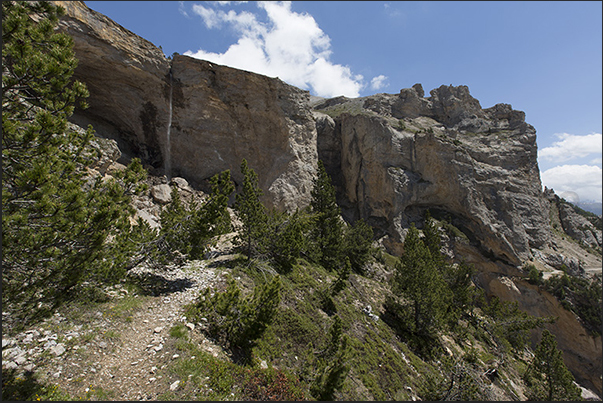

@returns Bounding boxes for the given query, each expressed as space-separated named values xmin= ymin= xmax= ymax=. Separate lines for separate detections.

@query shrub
xmin=186 ymin=275 xmax=281 ymax=352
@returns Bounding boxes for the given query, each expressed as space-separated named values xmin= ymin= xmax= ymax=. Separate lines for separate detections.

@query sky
xmin=85 ymin=1 xmax=602 ymax=203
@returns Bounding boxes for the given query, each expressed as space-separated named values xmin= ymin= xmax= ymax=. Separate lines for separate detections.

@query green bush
xmin=525 ymin=263 xmax=543 ymax=285
xmin=543 ymin=273 xmax=602 ymax=336
xmin=186 ymin=275 xmax=281 ymax=352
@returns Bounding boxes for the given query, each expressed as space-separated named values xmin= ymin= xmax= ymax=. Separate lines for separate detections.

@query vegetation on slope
xmin=1 ymin=2 xmax=590 ymax=401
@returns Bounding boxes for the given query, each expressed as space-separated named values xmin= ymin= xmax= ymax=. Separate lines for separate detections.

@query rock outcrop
xmin=314 ymin=84 xmax=550 ymax=266
xmin=544 ymin=187 xmax=602 ymax=249
xmin=54 ymin=1 xmax=317 ymax=212
xmin=51 ymin=2 xmax=601 ymax=394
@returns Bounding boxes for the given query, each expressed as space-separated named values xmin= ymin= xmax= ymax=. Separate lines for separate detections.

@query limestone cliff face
xmin=54 ymin=1 xmax=317 ymax=211
xmin=315 ymin=84 xmax=550 ymax=266
xmin=52 ymin=2 xmax=601 ymax=394
xmin=168 ymin=55 xmax=317 ymax=211
xmin=53 ymin=1 xmax=170 ymax=167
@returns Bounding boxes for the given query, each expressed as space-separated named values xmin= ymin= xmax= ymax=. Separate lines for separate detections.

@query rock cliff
xmin=54 ymin=1 xmax=317 ymax=211
xmin=55 ymin=1 xmax=549 ymax=267
xmin=52 ymin=1 xmax=601 ymax=395
xmin=314 ymin=84 xmax=550 ymax=267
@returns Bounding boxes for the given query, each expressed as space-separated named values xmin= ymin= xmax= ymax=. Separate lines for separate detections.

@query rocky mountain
xmin=51 ymin=1 xmax=601 ymax=396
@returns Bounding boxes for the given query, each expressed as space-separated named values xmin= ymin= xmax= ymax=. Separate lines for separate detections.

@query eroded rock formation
xmin=54 ymin=1 xmax=317 ymax=211
xmin=314 ymin=84 xmax=550 ymax=266
xmin=52 ymin=1 xmax=601 ymax=394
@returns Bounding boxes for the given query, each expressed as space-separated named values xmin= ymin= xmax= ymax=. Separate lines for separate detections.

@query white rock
xmin=170 ymin=380 xmax=180 ymax=391
xmin=14 ymin=355 xmax=28 ymax=365
xmin=151 ymin=184 xmax=172 ymax=205
xmin=50 ymin=344 xmax=66 ymax=356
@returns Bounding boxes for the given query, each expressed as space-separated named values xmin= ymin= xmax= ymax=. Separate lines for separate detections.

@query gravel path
xmin=2 ymin=259 xmax=229 ymax=400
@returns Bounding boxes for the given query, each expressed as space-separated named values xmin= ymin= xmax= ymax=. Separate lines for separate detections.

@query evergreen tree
xmin=2 ymin=1 xmax=148 ymax=328
xmin=444 ymin=261 xmax=477 ymax=323
xmin=310 ymin=160 xmax=344 ymax=271
xmin=265 ymin=209 xmax=306 ymax=272
xmin=482 ymin=296 xmax=555 ymax=352
xmin=159 ymin=186 xmax=189 ymax=259
xmin=421 ymin=212 xmax=477 ymax=324
xmin=309 ymin=315 xmax=350 ymax=401
xmin=343 ymin=218 xmax=374 ymax=274
xmin=159 ymin=170 xmax=234 ymax=261
xmin=422 ymin=210 xmax=443 ymax=264
xmin=187 ymin=275 xmax=281 ymax=352
xmin=234 ymin=159 xmax=268 ymax=261
xmin=393 ymin=224 xmax=451 ymax=335
xmin=523 ymin=329 xmax=582 ymax=401
xmin=186 ymin=169 xmax=234 ymax=259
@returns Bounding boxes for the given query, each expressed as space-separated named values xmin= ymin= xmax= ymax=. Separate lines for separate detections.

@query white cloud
xmin=538 ymin=132 xmax=602 ymax=162
xmin=185 ymin=1 xmax=369 ymax=97
xmin=370 ymin=74 xmax=389 ymax=91
xmin=541 ymin=164 xmax=602 ymax=202
xmin=178 ymin=1 xmax=190 ymax=18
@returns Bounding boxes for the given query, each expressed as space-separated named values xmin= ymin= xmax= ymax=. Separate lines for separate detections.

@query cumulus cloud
xmin=370 ymin=75 xmax=389 ymax=91
xmin=538 ymin=132 xmax=602 ymax=162
xmin=184 ymin=1 xmax=379 ymax=98
xmin=541 ymin=164 xmax=602 ymax=202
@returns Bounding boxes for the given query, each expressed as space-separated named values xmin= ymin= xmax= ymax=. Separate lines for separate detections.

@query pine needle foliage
xmin=186 ymin=275 xmax=281 ymax=352
xmin=2 ymin=1 xmax=148 ymax=329
xmin=393 ymin=224 xmax=452 ymax=336
xmin=309 ymin=160 xmax=344 ymax=271
xmin=523 ymin=329 xmax=582 ymax=401
xmin=234 ymin=159 xmax=269 ymax=261
xmin=159 ymin=170 xmax=234 ymax=261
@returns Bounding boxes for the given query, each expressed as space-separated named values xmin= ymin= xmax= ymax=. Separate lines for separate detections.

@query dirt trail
xmin=2 ymin=259 xmax=229 ymax=400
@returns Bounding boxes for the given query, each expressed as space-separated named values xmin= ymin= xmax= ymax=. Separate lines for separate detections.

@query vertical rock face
xmin=168 ymin=55 xmax=317 ymax=211
xmin=53 ymin=1 xmax=171 ymax=167
xmin=315 ymin=84 xmax=550 ymax=266
xmin=55 ymin=1 xmax=317 ymax=211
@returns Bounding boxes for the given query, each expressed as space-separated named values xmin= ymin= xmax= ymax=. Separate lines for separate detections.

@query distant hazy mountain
xmin=577 ymin=201 xmax=603 ymax=216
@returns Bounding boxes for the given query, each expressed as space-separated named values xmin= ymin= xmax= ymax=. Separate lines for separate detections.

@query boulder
xmin=150 ymin=184 xmax=172 ymax=205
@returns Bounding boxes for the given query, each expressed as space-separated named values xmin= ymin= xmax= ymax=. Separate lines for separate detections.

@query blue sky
xmin=85 ymin=1 xmax=602 ymax=202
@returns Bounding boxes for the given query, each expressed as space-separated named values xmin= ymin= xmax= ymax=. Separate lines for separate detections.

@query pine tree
xmin=343 ymin=218 xmax=374 ymax=274
xmin=309 ymin=315 xmax=350 ymax=401
xmin=2 ymin=1 xmax=148 ymax=328
xmin=393 ymin=224 xmax=451 ymax=335
xmin=234 ymin=159 xmax=268 ymax=261
xmin=523 ymin=329 xmax=581 ymax=401
xmin=187 ymin=169 xmax=234 ymax=259
xmin=265 ymin=209 xmax=306 ymax=272
xmin=310 ymin=160 xmax=344 ymax=271
xmin=422 ymin=210 xmax=443 ymax=263
xmin=159 ymin=170 xmax=233 ymax=261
